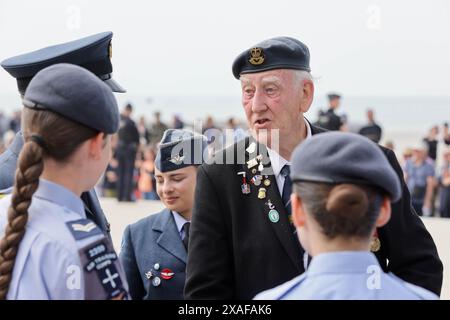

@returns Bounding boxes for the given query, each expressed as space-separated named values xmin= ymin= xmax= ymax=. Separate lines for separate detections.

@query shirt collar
xmin=172 ymin=211 xmax=189 ymax=233
xmin=307 ymin=251 xmax=380 ymax=276
xmin=266 ymin=118 xmax=312 ymax=177
xmin=34 ymin=179 xmax=85 ymax=217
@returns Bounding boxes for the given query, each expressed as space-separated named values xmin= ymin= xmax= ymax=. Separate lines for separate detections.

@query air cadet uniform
xmin=120 ymin=129 xmax=208 ymax=300
xmin=0 ymin=31 xmax=125 ymax=235
xmin=0 ymin=64 xmax=129 ymax=299
xmin=184 ymin=36 xmax=443 ymax=300
xmin=254 ymin=132 xmax=438 ymax=300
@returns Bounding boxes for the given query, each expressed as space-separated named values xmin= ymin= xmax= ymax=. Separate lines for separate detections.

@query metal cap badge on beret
xmin=1 ymin=31 xmax=125 ymax=94
xmin=232 ymin=36 xmax=311 ymax=79
xmin=23 ymin=63 xmax=120 ymax=134
xmin=155 ymin=129 xmax=208 ymax=172
xmin=290 ymin=132 xmax=402 ymax=202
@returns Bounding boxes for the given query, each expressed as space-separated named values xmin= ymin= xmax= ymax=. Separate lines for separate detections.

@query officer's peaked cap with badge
xmin=155 ymin=129 xmax=208 ymax=172
xmin=23 ymin=63 xmax=120 ymax=134
xmin=1 ymin=31 xmax=125 ymax=94
xmin=232 ymin=36 xmax=311 ymax=79
xmin=290 ymin=132 xmax=402 ymax=202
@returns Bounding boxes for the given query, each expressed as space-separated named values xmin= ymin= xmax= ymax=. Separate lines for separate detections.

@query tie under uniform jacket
xmin=184 ymin=125 xmax=443 ymax=299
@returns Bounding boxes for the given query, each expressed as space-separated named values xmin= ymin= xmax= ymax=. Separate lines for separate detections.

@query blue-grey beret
xmin=1 ymin=31 xmax=125 ymax=94
xmin=290 ymin=132 xmax=401 ymax=202
xmin=155 ymin=129 xmax=208 ymax=172
xmin=232 ymin=36 xmax=311 ymax=79
xmin=23 ymin=63 xmax=120 ymax=134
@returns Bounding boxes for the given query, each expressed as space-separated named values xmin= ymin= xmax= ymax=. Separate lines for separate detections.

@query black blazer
xmin=185 ymin=125 xmax=443 ymax=299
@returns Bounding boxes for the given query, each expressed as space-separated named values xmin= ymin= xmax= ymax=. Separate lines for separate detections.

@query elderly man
xmin=184 ymin=36 xmax=442 ymax=299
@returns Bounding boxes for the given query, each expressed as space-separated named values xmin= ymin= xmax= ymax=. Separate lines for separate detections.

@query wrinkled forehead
xmin=239 ymin=69 xmax=294 ymax=86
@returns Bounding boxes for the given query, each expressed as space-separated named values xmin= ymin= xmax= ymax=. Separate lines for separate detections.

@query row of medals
xmin=240 ymin=143 xmax=380 ymax=252
xmin=240 ymin=144 xmax=280 ymax=224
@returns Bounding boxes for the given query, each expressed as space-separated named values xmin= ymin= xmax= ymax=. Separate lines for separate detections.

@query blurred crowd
xmin=313 ymin=93 xmax=450 ymax=218
xmin=1 ymin=96 xmax=449 ymax=218
xmin=96 ymin=103 xmax=249 ymax=203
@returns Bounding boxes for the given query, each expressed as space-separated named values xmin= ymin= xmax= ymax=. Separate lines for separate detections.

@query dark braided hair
xmin=0 ymin=108 xmax=99 ymax=299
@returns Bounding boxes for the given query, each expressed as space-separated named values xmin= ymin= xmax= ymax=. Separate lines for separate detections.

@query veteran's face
xmin=240 ymin=69 xmax=312 ymax=146
xmin=155 ymin=166 xmax=198 ymax=219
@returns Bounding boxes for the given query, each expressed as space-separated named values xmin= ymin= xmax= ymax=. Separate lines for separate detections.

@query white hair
xmin=293 ymin=70 xmax=313 ymax=84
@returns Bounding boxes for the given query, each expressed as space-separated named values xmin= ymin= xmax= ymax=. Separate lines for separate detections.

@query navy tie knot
xmin=280 ymin=164 xmax=291 ymax=178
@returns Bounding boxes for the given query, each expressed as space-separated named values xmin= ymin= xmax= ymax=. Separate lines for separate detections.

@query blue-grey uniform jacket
xmin=0 ymin=132 xmax=111 ymax=236
xmin=120 ymin=209 xmax=187 ymax=300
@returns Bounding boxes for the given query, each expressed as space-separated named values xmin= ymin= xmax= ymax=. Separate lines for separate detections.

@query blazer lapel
xmin=243 ymin=138 xmax=303 ymax=272
xmin=154 ymin=209 xmax=187 ymax=264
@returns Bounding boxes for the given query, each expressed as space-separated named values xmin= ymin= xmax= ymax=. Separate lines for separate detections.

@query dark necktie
xmin=280 ymin=164 xmax=292 ymax=218
xmin=182 ymin=222 xmax=190 ymax=250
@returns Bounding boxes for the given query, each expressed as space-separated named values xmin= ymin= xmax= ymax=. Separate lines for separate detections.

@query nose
xmin=251 ymin=89 xmax=268 ymax=113
xmin=162 ymin=180 xmax=174 ymax=195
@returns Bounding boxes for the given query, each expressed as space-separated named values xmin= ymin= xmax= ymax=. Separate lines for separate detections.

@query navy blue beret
xmin=290 ymin=132 xmax=401 ymax=202
xmin=155 ymin=129 xmax=208 ymax=172
xmin=23 ymin=63 xmax=119 ymax=134
xmin=232 ymin=36 xmax=311 ymax=79
xmin=1 ymin=31 xmax=124 ymax=94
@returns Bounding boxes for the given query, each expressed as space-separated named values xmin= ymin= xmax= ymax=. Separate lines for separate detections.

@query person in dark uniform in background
xmin=423 ymin=125 xmax=439 ymax=163
xmin=0 ymin=32 xmax=125 ymax=236
xmin=315 ymin=93 xmax=343 ymax=131
xmin=116 ymin=103 xmax=140 ymax=202
xmin=184 ymin=36 xmax=443 ymax=300
xmin=358 ymin=108 xmax=383 ymax=143
xmin=120 ymin=129 xmax=208 ymax=299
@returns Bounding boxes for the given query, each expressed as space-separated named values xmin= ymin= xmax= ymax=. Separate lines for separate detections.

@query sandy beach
xmin=100 ymin=197 xmax=450 ymax=300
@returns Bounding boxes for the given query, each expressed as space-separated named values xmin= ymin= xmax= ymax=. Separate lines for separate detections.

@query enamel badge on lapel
xmin=258 ymin=187 xmax=266 ymax=199
xmin=160 ymin=268 xmax=174 ymax=280
xmin=145 ymin=271 xmax=153 ymax=279
xmin=268 ymin=210 xmax=280 ymax=223
xmin=238 ymin=171 xmax=251 ymax=195
xmin=251 ymin=175 xmax=263 ymax=186
xmin=152 ymin=277 xmax=161 ymax=287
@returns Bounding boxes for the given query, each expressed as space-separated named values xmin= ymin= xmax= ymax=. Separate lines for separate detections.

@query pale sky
xmin=1 ymin=0 xmax=450 ymax=98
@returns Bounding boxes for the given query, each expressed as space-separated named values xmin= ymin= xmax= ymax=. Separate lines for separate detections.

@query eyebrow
xmin=240 ymin=76 xmax=281 ymax=86
xmin=155 ymin=173 xmax=185 ymax=179
xmin=261 ymin=76 xmax=281 ymax=85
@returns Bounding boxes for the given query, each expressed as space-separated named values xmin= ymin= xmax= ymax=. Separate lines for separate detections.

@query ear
xmin=88 ymin=133 xmax=105 ymax=160
xmin=300 ymin=80 xmax=314 ymax=114
xmin=291 ymin=193 xmax=307 ymax=228
xmin=375 ymin=196 xmax=392 ymax=227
